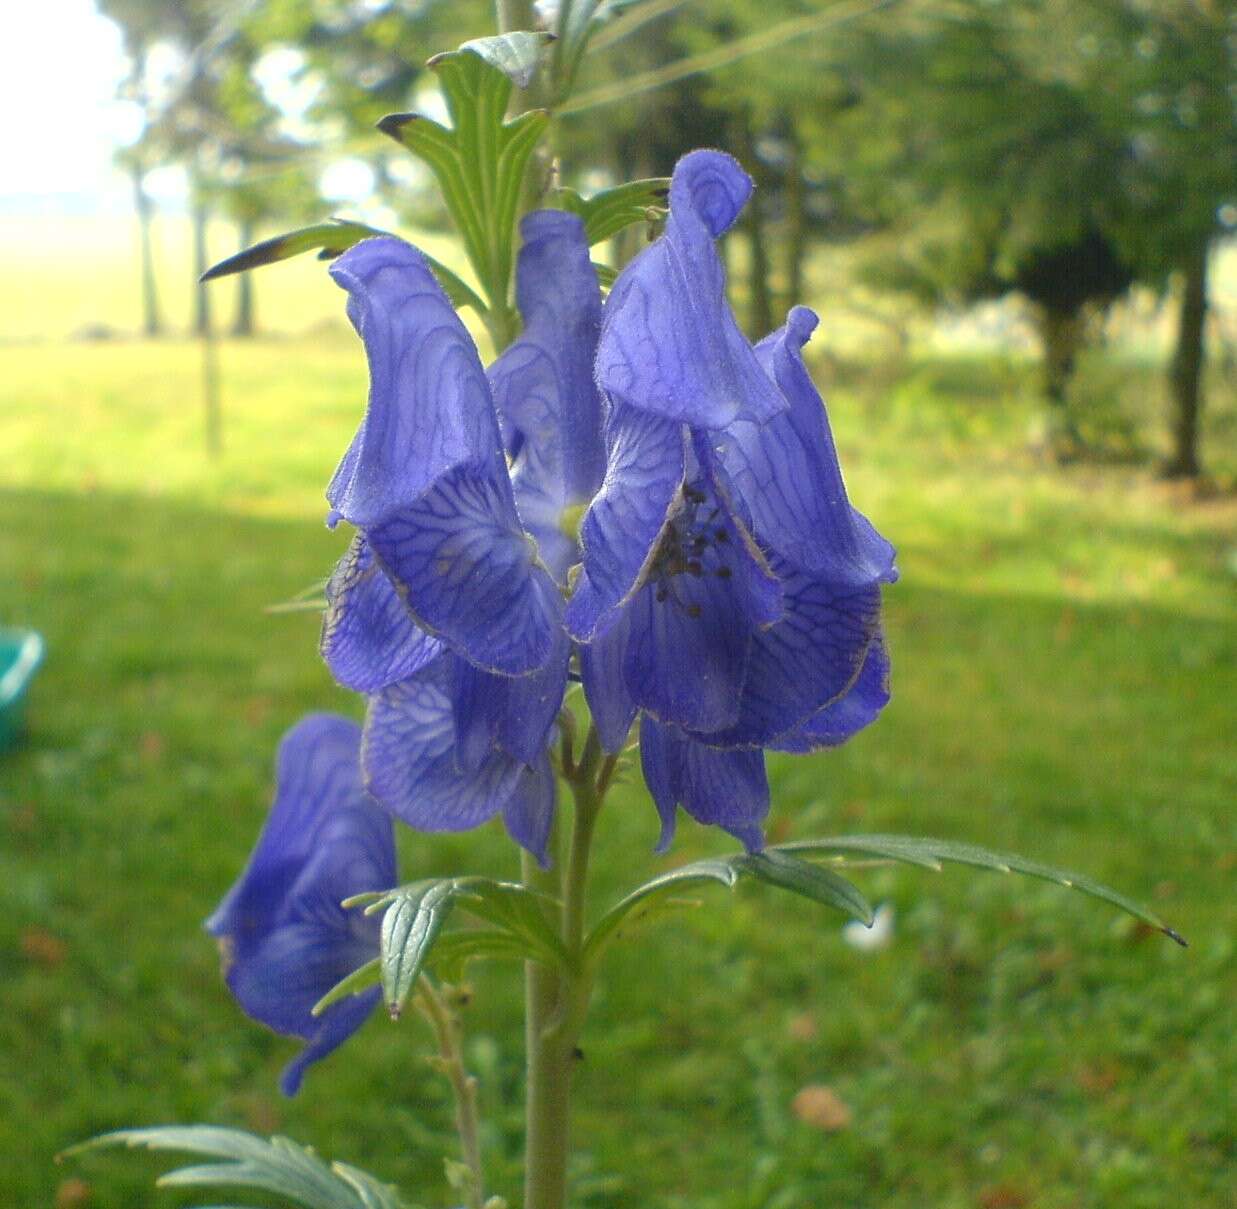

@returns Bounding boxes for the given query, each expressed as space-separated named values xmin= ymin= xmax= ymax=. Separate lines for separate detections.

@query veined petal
xmin=694 ymin=559 xmax=883 ymax=748
xmin=366 ymin=460 xmax=562 ymax=675
xmin=595 ymin=150 xmax=784 ymax=428
xmin=716 ymin=305 xmax=896 ymax=582
xmin=361 ymin=659 xmax=526 ymax=835
xmin=321 ymin=534 xmax=442 ymax=693
xmin=564 ymin=405 xmax=686 ymax=640
xmin=640 ymin=716 xmax=769 ymax=852
xmin=502 ymin=749 xmax=558 ymax=868
xmin=772 ymin=633 xmax=891 ymax=753
xmin=579 ymin=606 xmax=638 ymax=753
xmin=490 ymin=210 xmax=605 ymax=509
xmin=326 ymin=237 xmax=505 ymax=529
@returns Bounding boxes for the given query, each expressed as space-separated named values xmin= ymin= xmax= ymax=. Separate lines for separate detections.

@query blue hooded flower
xmin=320 ymin=214 xmax=604 ymax=863
xmin=568 ymin=150 xmax=896 ymax=850
xmin=325 ymin=235 xmax=562 ymax=677
xmin=205 ymin=715 xmax=396 ymax=1095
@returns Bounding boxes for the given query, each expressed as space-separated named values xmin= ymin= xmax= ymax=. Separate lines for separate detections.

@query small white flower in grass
xmin=843 ymin=902 xmax=894 ymax=951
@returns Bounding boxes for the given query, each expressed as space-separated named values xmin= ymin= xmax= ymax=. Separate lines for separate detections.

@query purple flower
xmin=568 ymin=150 xmax=896 ymax=850
xmin=320 ymin=213 xmax=603 ymax=863
xmin=205 ymin=715 xmax=396 ymax=1095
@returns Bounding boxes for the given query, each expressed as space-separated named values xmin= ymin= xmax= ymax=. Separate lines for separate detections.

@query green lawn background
xmin=0 ymin=218 xmax=1234 ymax=1208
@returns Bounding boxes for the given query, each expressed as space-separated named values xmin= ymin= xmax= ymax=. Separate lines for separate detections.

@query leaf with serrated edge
xmin=457 ymin=32 xmax=554 ymax=88
xmin=62 ymin=1127 xmax=411 ymax=1209
xmin=773 ymin=835 xmax=1186 ymax=945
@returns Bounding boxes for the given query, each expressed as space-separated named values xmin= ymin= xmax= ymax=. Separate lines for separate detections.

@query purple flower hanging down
xmin=205 ymin=715 xmax=395 ymax=1095
xmin=569 ymin=149 xmax=897 ymax=851
xmin=320 ymin=213 xmax=604 ymax=864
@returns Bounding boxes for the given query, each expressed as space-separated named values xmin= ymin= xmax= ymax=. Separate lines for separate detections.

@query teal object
xmin=0 ymin=629 xmax=43 ymax=752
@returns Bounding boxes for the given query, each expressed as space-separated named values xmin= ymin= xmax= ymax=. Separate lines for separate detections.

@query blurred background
xmin=1 ymin=1 xmax=1233 ymax=1206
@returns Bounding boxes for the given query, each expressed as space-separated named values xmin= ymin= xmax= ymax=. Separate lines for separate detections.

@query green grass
xmin=0 ymin=330 xmax=1233 ymax=1209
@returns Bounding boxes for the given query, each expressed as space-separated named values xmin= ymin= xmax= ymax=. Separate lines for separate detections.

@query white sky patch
xmin=0 ymin=0 xmax=132 ymax=202
xmin=320 ymin=157 xmax=376 ymax=204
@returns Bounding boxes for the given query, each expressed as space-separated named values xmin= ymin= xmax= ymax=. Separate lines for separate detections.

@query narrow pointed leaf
xmin=457 ymin=32 xmax=554 ymax=88
xmin=455 ymin=880 xmax=569 ymax=967
xmin=773 ymin=834 xmax=1187 ymax=945
xmin=311 ymin=957 xmax=381 ymax=1017
xmin=555 ymin=178 xmax=669 ymax=245
xmin=737 ymin=850 xmax=874 ymax=926
xmin=200 ymin=221 xmax=386 ymax=282
xmin=429 ymin=929 xmax=537 ymax=981
xmin=63 ymin=1127 xmax=410 ymax=1209
xmin=584 ymin=857 xmax=739 ymax=959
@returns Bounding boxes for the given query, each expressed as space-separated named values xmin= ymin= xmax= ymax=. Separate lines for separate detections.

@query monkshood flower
xmin=320 ymin=213 xmax=604 ymax=863
xmin=205 ymin=715 xmax=395 ymax=1095
xmin=567 ymin=150 xmax=897 ymax=850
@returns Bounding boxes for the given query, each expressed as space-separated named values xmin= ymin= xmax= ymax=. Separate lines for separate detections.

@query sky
xmin=0 ymin=0 xmax=139 ymax=211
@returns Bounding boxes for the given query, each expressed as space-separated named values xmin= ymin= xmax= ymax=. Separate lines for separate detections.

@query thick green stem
xmin=522 ymin=727 xmax=607 ymax=1209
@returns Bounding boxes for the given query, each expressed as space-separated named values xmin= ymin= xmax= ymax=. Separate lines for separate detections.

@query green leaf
xmin=377 ymin=51 xmax=549 ymax=316
xmin=378 ymin=881 xmax=458 ymax=1019
xmin=736 ymin=850 xmax=874 ymax=926
xmin=62 ymin=1127 xmax=412 ymax=1209
xmin=773 ymin=834 xmax=1187 ymax=945
xmin=429 ymin=929 xmax=536 ymax=982
xmin=584 ymin=858 xmax=740 ymax=960
xmin=200 ymin=220 xmax=386 ymax=282
xmin=459 ymin=32 xmax=554 ymax=89
xmin=310 ymin=957 xmax=380 ymax=1017
xmin=199 ymin=219 xmax=484 ymax=314
xmin=555 ymin=178 xmax=669 ymax=245
xmin=363 ymin=877 xmax=568 ymax=1017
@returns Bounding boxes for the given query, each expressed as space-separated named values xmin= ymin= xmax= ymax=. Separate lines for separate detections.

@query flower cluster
xmin=209 ymin=149 xmax=895 ymax=1089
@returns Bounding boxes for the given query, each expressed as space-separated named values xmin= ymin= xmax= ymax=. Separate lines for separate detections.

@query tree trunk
xmin=783 ymin=117 xmax=806 ymax=313
xmin=191 ymin=198 xmax=212 ymax=339
xmin=732 ymin=109 xmax=774 ymax=339
xmin=1036 ymin=305 xmax=1083 ymax=457
xmin=1162 ymin=241 xmax=1209 ymax=479
xmin=232 ymin=218 xmax=256 ymax=337
xmin=131 ymin=162 xmax=161 ymax=338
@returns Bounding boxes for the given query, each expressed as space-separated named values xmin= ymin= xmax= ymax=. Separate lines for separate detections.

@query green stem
xmin=522 ymin=726 xmax=608 ymax=1209
xmin=416 ymin=976 xmax=486 ymax=1209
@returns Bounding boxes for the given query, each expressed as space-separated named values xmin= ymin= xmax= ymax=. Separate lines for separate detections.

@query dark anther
xmin=686 ymin=604 xmax=702 ymax=619
xmin=715 ymin=528 xmax=730 ymax=543
xmin=716 ymin=566 xmax=732 ymax=579
xmin=656 ymin=587 xmax=668 ymax=602
xmin=686 ymin=560 xmax=703 ymax=576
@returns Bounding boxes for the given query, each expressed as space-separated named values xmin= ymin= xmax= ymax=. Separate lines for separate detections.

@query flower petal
xmin=326 ymin=237 xmax=504 ymax=529
xmin=594 ymin=150 xmax=784 ymax=428
xmin=772 ymin=633 xmax=891 ymax=753
xmin=490 ymin=210 xmax=605 ymax=513
xmin=362 ymin=658 xmax=526 ymax=835
xmin=502 ymin=749 xmax=558 ymax=868
xmin=639 ymin=716 xmax=769 ymax=852
xmin=717 ymin=305 xmax=896 ymax=582
xmin=205 ymin=715 xmax=378 ymax=956
xmin=564 ymin=404 xmax=686 ymax=640
xmin=321 ymin=534 xmax=443 ymax=693
xmin=694 ymin=559 xmax=883 ymax=748
xmin=579 ymin=606 xmax=638 ymax=753
xmin=365 ymin=460 xmax=562 ymax=675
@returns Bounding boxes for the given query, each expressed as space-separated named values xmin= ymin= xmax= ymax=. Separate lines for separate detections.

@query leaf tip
xmin=1162 ymin=925 xmax=1188 ymax=948
xmin=387 ymin=1001 xmax=402 ymax=1021
xmin=375 ymin=112 xmax=416 ymax=140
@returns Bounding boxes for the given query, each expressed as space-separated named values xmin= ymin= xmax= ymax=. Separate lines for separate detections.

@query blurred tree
xmin=1065 ymin=0 xmax=1235 ymax=475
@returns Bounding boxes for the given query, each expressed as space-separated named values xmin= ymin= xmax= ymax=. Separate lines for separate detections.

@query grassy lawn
xmin=1 ymin=329 xmax=1233 ymax=1209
